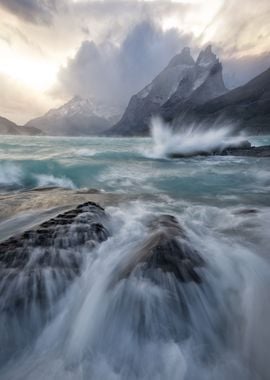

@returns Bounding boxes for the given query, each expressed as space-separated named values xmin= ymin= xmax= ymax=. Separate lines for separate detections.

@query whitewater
xmin=0 ymin=127 xmax=270 ymax=380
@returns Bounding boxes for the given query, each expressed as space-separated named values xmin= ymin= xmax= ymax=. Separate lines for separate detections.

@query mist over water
xmin=0 ymin=135 xmax=270 ymax=379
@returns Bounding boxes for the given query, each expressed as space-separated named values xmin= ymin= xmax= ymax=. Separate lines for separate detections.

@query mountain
xmin=0 ymin=116 xmax=42 ymax=135
xmin=161 ymin=46 xmax=227 ymax=120
xmin=25 ymin=96 xmax=121 ymax=136
xmin=109 ymin=46 xmax=227 ymax=136
xmin=170 ymin=67 xmax=270 ymax=134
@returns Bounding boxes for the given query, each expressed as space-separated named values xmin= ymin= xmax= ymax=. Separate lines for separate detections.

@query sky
xmin=0 ymin=0 xmax=269 ymax=124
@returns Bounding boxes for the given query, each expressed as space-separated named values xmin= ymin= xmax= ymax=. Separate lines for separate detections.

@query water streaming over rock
xmin=0 ymin=135 xmax=270 ymax=379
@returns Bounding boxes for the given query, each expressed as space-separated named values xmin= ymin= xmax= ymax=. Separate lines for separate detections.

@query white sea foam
xmin=75 ymin=148 xmax=97 ymax=157
xmin=35 ymin=174 xmax=75 ymax=189
xmin=146 ymin=117 xmax=247 ymax=158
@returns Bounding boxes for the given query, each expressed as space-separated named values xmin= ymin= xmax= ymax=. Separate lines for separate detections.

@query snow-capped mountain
xmin=109 ymin=46 xmax=227 ymax=136
xmin=25 ymin=96 xmax=122 ymax=136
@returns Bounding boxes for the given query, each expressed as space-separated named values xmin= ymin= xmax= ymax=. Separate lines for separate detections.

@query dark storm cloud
xmin=57 ymin=21 xmax=193 ymax=106
xmin=0 ymin=0 xmax=64 ymax=25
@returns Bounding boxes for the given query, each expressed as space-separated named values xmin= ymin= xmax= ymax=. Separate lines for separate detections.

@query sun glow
xmin=0 ymin=57 xmax=58 ymax=93
xmin=0 ymin=38 xmax=59 ymax=93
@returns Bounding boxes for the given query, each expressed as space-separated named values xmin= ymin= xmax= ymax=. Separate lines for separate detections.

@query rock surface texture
xmin=0 ymin=202 xmax=110 ymax=312
xmin=117 ymin=214 xmax=204 ymax=283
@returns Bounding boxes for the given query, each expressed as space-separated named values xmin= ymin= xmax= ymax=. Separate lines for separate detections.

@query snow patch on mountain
xmin=25 ymin=96 xmax=123 ymax=136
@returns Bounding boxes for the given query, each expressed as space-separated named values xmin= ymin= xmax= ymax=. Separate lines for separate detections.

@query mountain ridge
xmin=167 ymin=66 xmax=270 ymax=134
xmin=108 ymin=45 xmax=227 ymax=136
xmin=0 ymin=116 xmax=42 ymax=136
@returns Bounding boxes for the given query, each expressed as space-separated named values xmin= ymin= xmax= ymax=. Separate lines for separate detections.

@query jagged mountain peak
xmin=168 ymin=47 xmax=195 ymax=68
xmin=196 ymin=44 xmax=218 ymax=67
xmin=137 ymin=47 xmax=196 ymax=103
xmin=109 ymin=45 xmax=229 ymax=136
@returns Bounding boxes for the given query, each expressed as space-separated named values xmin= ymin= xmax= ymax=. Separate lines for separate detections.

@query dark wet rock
xmin=220 ymin=145 xmax=270 ymax=157
xmin=117 ymin=214 xmax=204 ymax=284
xmin=76 ymin=188 xmax=102 ymax=194
xmin=234 ymin=140 xmax=251 ymax=149
xmin=234 ymin=208 xmax=259 ymax=215
xmin=0 ymin=202 xmax=110 ymax=313
xmin=169 ymin=144 xmax=270 ymax=158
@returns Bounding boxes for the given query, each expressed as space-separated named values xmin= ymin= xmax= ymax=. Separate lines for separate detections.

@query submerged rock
xmin=234 ymin=208 xmax=258 ymax=215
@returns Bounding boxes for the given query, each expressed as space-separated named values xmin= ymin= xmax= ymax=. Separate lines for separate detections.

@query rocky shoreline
xmin=169 ymin=144 xmax=270 ymax=158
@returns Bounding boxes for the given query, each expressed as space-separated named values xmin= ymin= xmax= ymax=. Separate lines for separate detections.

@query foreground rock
xmin=116 ymin=214 xmax=204 ymax=284
xmin=0 ymin=205 xmax=204 ymax=314
xmin=0 ymin=202 xmax=110 ymax=313
xmin=0 ymin=204 xmax=204 ymax=363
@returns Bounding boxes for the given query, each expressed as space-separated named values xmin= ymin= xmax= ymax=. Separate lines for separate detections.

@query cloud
xmin=56 ymin=21 xmax=193 ymax=106
xmin=0 ymin=0 xmax=269 ymax=123
xmin=0 ymin=0 xmax=64 ymax=25
xmin=200 ymin=0 xmax=270 ymax=57
xmin=223 ymin=52 xmax=270 ymax=89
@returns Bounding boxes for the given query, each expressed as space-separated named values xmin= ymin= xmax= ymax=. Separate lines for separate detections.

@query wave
xmin=35 ymin=174 xmax=76 ymax=189
xmin=146 ymin=117 xmax=248 ymax=159
xmin=75 ymin=148 xmax=97 ymax=157
xmin=0 ymin=163 xmax=22 ymax=187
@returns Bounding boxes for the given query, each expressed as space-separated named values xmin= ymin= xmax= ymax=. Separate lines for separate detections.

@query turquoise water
xmin=0 ymin=135 xmax=270 ymax=206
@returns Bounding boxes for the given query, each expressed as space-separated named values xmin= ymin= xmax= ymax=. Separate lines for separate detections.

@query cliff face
xmin=172 ymin=67 xmax=270 ymax=135
xmin=109 ymin=46 xmax=227 ymax=136
xmin=161 ymin=46 xmax=227 ymax=121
